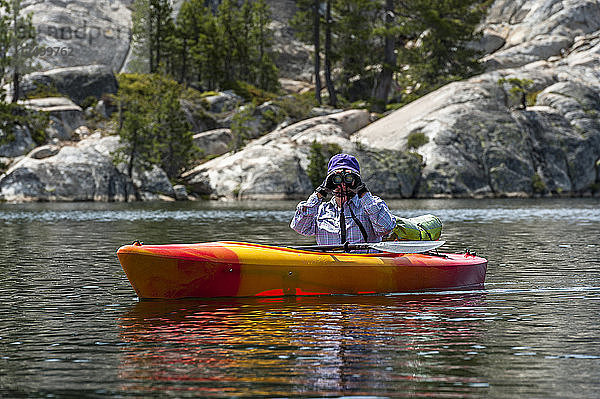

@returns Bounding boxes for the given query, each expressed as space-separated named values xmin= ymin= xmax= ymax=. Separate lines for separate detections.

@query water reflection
xmin=117 ymin=294 xmax=490 ymax=397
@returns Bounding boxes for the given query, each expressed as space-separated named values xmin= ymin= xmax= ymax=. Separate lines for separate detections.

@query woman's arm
xmin=359 ymin=192 xmax=395 ymax=237
xmin=290 ymin=193 xmax=322 ymax=236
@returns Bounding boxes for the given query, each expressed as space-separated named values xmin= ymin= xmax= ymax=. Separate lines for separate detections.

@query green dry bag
xmin=387 ymin=214 xmax=443 ymax=241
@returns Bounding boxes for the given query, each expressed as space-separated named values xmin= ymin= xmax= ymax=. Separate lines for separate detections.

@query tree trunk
xmin=324 ymin=0 xmax=337 ymax=107
xmin=180 ymin=37 xmax=187 ymax=84
xmin=128 ymin=138 xmax=136 ymax=178
xmin=313 ymin=0 xmax=322 ymax=105
xmin=11 ymin=70 xmax=19 ymax=103
xmin=10 ymin=3 xmax=19 ymax=103
xmin=148 ymin=9 xmax=154 ymax=73
xmin=155 ymin=17 xmax=161 ymax=72
xmin=373 ymin=0 xmax=396 ymax=112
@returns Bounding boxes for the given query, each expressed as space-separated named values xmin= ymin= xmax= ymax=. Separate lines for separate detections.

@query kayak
xmin=117 ymin=241 xmax=487 ymax=299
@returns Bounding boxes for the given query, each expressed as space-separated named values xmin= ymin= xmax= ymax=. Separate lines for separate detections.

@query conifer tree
xmin=3 ymin=0 xmax=36 ymax=103
xmin=114 ymin=74 xmax=196 ymax=179
xmin=151 ymin=76 xmax=196 ymax=178
xmin=114 ymin=74 xmax=158 ymax=178
xmin=130 ymin=0 xmax=174 ymax=74
xmin=291 ymin=0 xmax=322 ymax=104
xmin=217 ymin=0 xmax=241 ymax=84
xmin=251 ymin=0 xmax=279 ymax=92
xmin=173 ymin=0 xmax=207 ymax=85
xmin=323 ymin=0 xmax=336 ymax=106
xmin=395 ymin=0 xmax=485 ymax=99
xmin=0 ymin=0 xmax=11 ymax=94
xmin=372 ymin=0 xmax=397 ymax=112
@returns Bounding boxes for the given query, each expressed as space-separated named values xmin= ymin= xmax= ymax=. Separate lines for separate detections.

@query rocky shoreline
xmin=1 ymin=0 xmax=599 ymax=202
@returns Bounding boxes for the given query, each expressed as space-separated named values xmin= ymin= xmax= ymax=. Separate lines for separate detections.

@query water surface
xmin=1 ymin=198 xmax=599 ymax=397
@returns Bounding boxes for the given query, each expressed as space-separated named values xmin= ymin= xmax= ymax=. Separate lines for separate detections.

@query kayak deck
xmin=117 ymin=241 xmax=487 ymax=299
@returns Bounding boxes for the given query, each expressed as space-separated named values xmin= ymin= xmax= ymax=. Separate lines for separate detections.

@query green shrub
xmin=406 ymin=131 xmax=429 ymax=149
xmin=230 ymin=104 xmax=256 ymax=152
xmin=531 ymin=173 xmax=546 ymax=194
xmin=0 ymin=101 xmax=49 ymax=146
xmin=224 ymin=80 xmax=278 ymax=104
xmin=526 ymin=90 xmax=541 ymax=107
xmin=24 ymin=84 xmax=61 ymax=99
xmin=272 ymin=94 xmax=313 ymax=122
xmin=80 ymin=96 xmax=98 ymax=110
xmin=498 ymin=77 xmax=535 ymax=110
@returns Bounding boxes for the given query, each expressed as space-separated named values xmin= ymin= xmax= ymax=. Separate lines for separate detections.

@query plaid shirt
xmin=290 ymin=192 xmax=395 ymax=245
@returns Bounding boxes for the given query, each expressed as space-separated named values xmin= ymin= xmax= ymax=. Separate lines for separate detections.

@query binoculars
xmin=330 ymin=171 xmax=358 ymax=186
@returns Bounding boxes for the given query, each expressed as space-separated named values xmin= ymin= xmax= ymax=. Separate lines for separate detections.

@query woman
xmin=290 ymin=153 xmax=395 ymax=245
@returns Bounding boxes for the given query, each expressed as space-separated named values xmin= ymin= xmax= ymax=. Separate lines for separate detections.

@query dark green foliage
xmin=147 ymin=0 xmax=280 ymax=93
xmin=292 ymin=0 xmax=487 ymax=110
xmin=498 ymin=77 xmax=535 ymax=110
xmin=154 ymin=81 xmax=197 ymax=177
xmin=406 ymin=131 xmax=429 ymax=149
xmin=0 ymin=101 xmax=48 ymax=146
xmin=230 ymin=103 xmax=256 ymax=152
xmin=22 ymin=83 xmax=61 ymax=99
xmin=272 ymin=93 xmax=314 ymax=121
xmin=397 ymin=0 xmax=486 ymax=97
xmin=0 ymin=0 xmax=11 ymax=91
xmin=307 ymin=141 xmax=343 ymax=188
xmin=226 ymin=80 xmax=276 ymax=104
xmin=113 ymin=73 xmax=197 ymax=179
xmin=531 ymin=172 xmax=547 ymax=194
xmin=0 ymin=0 xmax=37 ymax=103
xmin=130 ymin=0 xmax=175 ymax=74
xmin=80 ymin=96 xmax=98 ymax=110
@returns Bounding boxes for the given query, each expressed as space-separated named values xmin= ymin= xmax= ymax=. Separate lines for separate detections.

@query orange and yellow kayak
xmin=117 ymin=241 xmax=487 ymax=299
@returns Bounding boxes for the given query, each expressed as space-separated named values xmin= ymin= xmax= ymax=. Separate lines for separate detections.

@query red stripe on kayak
xmin=118 ymin=243 xmax=243 ymax=298
xmin=256 ymin=289 xmax=285 ymax=297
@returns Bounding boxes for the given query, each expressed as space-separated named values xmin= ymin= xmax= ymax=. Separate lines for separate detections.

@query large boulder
xmin=18 ymin=66 xmax=119 ymax=106
xmin=182 ymin=109 xmax=422 ymax=199
xmin=24 ymin=2 xmax=131 ymax=72
xmin=0 ymin=134 xmax=175 ymax=202
xmin=481 ymin=0 xmax=600 ymax=70
xmin=354 ymin=31 xmax=600 ymax=197
xmin=202 ymin=91 xmax=244 ymax=114
xmin=22 ymin=97 xmax=85 ymax=140
xmin=0 ymin=125 xmax=36 ymax=158
xmin=193 ymin=129 xmax=233 ymax=158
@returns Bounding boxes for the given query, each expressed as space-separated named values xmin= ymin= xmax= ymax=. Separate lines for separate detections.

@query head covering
xmin=327 ymin=153 xmax=360 ymax=175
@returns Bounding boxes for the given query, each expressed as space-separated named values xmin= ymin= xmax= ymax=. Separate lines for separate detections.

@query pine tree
xmin=4 ymin=0 xmax=36 ymax=103
xmin=217 ymin=0 xmax=242 ymax=84
xmin=200 ymin=15 xmax=224 ymax=90
xmin=130 ymin=0 xmax=152 ymax=73
xmin=323 ymin=0 xmax=336 ymax=106
xmin=114 ymin=74 xmax=196 ymax=179
xmin=0 ymin=0 xmax=11 ymax=95
xmin=251 ymin=0 xmax=279 ymax=92
xmin=372 ymin=0 xmax=397 ymax=112
xmin=395 ymin=0 xmax=486 ymax=99
xmin=151 ymin=76 xmax=196 ymax=178
xmin=173 ymin=0 xmax=208 ymax=85
xmin=291 ymin=0 xmax=322 ymax=104
xmin=238 ymin=0 xmax=255 ymax=82
xmin=114 ymin=74 xmax=159 ymax=177
xmin=174 ymin=0 xmax=224 ymax=90
xmin=332 ymin=0 xmax=380 ymax=102
xmin=130 ymin=0 xmax=174 ymax=74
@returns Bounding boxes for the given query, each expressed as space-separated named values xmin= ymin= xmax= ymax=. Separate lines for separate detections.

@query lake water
xmin=1 ymin=198 xmax=599 ymax=398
